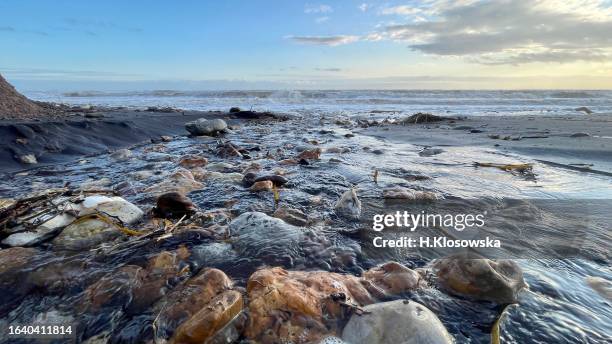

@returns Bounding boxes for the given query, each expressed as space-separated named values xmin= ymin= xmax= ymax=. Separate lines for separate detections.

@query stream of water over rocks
xmin=0 ymin=110 xmax=610 ymax=343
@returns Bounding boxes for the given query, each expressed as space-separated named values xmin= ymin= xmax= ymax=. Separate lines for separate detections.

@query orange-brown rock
xmin=363 ymin=261 xmax=424 ymax=296
xmin=178 ymin=155 xmax=208 ymax=169
xmin=152 ymin=268 xmax=243 ymax=344
xmin=245 ymin=263 xmax=423 ymax=343
xmin=249 ymin=180 xmax=273 ymax=192
xmin=297 ymin=148 xmax=322 ymax=160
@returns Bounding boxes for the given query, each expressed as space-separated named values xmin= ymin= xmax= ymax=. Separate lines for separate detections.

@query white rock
xmin=334 ymin=188 xmax=361 ymax=220
xmin=342 ymin=300 xmax=453 ymax=344
xmin=2 ymin=213 xmax=76 ymax=247
xmin=78 ymin=196 xmax=144 ymax=225
xmin=185 ymin=118 xmax=228 ymax=136
xmin=206 ymin=162 xmax=235 ymax=172
xmin=19 ymin=154 xmax=37 ymax=164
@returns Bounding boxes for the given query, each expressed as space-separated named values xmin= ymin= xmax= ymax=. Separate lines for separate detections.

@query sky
xmin=1 ymin=0 xmax=612 ymax=90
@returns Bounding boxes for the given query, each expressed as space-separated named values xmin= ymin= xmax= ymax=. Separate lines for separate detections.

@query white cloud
xmin=304 ymin=4 xmax=333 ymax=14
xmin=381 ymin=5 xmax=422 ymax=16
xmin=358 ymin=3 xmax=369 ymax=12
xmin=379 ymin=0 xmax=612 ymax=64
xmin=287 ymin=35 xmax=359 ymax=46
xmin=315 ymin=16 xmax=330 ymax=23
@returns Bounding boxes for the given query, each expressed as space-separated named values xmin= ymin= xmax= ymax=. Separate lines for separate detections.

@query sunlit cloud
xmin=304 ymin=4 xmax=333 ymax=14
xmin=287 ymin=35 xmax=359 ymax=46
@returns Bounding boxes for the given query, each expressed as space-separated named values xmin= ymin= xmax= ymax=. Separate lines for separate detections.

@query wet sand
xmin=360 ymin=113 xmax=612 ymax=175
xmin=0 ymin=110 xmax=227 ymax=173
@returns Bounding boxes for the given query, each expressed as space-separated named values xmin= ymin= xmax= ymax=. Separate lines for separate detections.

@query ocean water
xmin=25 ymin=89 xmax=612 ymax=116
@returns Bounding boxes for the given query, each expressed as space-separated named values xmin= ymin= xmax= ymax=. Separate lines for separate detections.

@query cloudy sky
xmin=1 ymin=0 xmax=612 ymax=90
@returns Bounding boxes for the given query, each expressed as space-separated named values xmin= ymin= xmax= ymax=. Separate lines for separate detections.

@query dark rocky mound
xmin=400 ymin=112 xmax=455 ymax=124
xmin=0 ymin=74 xmax=44 ymax=118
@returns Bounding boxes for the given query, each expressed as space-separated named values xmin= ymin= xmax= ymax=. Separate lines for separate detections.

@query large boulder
xmin=185 ymin=118 xmax=228 ymax=136
xmin=341 ymin=300 xmax=453 ymax=344
xmin=244 ymin=264 xmax=423 ymax=343
xmin=433 ymin=253 xmax=525 ymax=304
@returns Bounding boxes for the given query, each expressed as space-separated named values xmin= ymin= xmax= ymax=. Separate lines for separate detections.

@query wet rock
xmin=82 ymin=265 xmax=144 ymax=311
xmin=201 ymin=171 xmax=243 ymax=184
xmin=371 ymin=149 xmax=384 ymax=155
xmin=18 ymin=154 xmax=37 ymax=164
xmin=299 ymin=158 xmax=310 ymax=165
xmin=433 ymin=253 xmax=525 ymax=304
xmin=341 ymin=300 xmax=453 ymax=344
xmin=185 ymin=118 xmax=228 ymax=136
xmin=383 ymin=187 xmax=440 ymax=201
xmin=273 ymin=206 xmax=309 ymax=227
xmin=79 ymin=195 xmax=144 ymax=224
xmin=2 ymin=213 xmax=74 ymax=247
xmin=0 ymin=247 xmax=38 ymax=314
xmin=575 ymin=106 xmax=593 ymax=114
xmin=242 ymin=172 xmax=258 ymax=187
xmin=419 ymin=148 xmax=444 ymax=157
xmin=363 ymin=261 xmax=423 ymax=296
xmin=570 ymin=132 xmax=590 ymax=138
xmin=179 ymin=155 xmax=208 ymax=168
xmin=586 ymin=276 xmax=612 ymax=301
xmin=254 ymin=174 xmax=289 ymax=186
xmin=153 ymin=268 xmax=243 ymax=343
xmin=161 ymin=135 xmax=173 ymax=142
xmin=229 ymin=212 xmax=306 ymax=264
xmin=110 ymin=148 xmax=132 ymax=161
xmin=245 ymin=267 xmax=377 ymax=343
xmin=297 ymin=148 xmax=322 ymax=160
xmin=153 ymin=192 xmax=197 ymax=219
xmin=250 ymin=180 xmax=273 ymax=192
xmin=207 ymin=162 xmax=235 ymax=172
xmin=52 ymin=217 xmax=119 ymax=250
xmin=130 ymin=170 xmax=155 ymax=181
xmin=216 ymin=142 xmax=244 ymax=158
xmin=335 ymin=189 xmax=361 ymax=220
xmin=145 ymin=169 xmax=204 ymax=196
xmin=326 ymin=147 xmax=349 ymax=154
xmin=79 ymin=177 xmax=112 ymax=191
xmin=229 ymin=107 xmax=241 ymax=113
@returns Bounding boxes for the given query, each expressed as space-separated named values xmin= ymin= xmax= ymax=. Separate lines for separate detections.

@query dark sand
xmin=360 ymin=113 xmax=612 ymax=175
xmin=0 ymin=110 xmax=226 ymax=173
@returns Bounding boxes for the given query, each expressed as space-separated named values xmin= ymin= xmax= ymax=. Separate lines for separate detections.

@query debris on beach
xmin=575 ymin=106 xmax=593 ymax=114
xmin=474 ymin=162 xmax=533 ymax=173
xmin=399 ymin=112 xmax=454 ymax=124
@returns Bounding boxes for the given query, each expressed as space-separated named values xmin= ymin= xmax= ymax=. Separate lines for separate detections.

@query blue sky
xmin=2 ymin=0 xmax=612 ymax=90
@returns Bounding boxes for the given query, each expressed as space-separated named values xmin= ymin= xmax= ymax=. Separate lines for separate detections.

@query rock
xmin=79 ymin=177 xmax=112 ymax=191
xmin=419 ymin=148 xmax=444 ymax=157
xmin=273 ymin=206 xmax=309 ymax=226
xmin=130 ymin=170 xmax=155 ymax=181
xmin=18 ymin=154 xmax=37 ymax=164
xmin=185 ymin=118 xmax=227 ymax=136
xmin=153 ymin=268 xmax=243 ymax=343
xmin=335 ymin=189 xmax=361 ymax=220
xmin=15 ymin=138 xmax=28 ymax=144
xmin=400 ymin=113 xmax=453 ymax=124
xmin=586 ymin=276 xmax=612 ymax=301
xmin=229 ymin=212 xmax=305 ymax=263
xmin=110 ymin=148 xmax=132 ymax=161
xmin=383 ymin=187 xmax=440 ymax=201
xmin=82 ymin=265 xmax=144 ymax=311
xmin=2 ymin=213 xmax=75 ymax=247
xmin=575 ymin=106 xmax=593 ymax=114
xmin=144 ymin=169 xmax=204 ymax=196
xmin=178 ymin=155 xmax=208 ymax=168
xmin=207 ymin=162 xmax=235 ymax=172
xmin=363 ymin=261 xmax=423 ymax=296
xmin=244 ymin=267 xmax=376 ymax=343
xmin=229 ymin=107 xmax=241 ymax=113
xmin=341 ymin=300 xmax=453 ymax=344
xmin=241 ymin=172 xmax=258 ymax=187
xmin=250 ymin=180 xmax=273 ymax=192
xmin=153 ymin=192 xmax=197 ymax=219
xmin=254 ymin=174 xmax=289 ymax=186
xmin=52 ymin=217 xmax=118 ymax=250
xmin=297 ymin=148 xmax=322 ymax=160
xmin=570 ymin=132 xmax=590 ymax=138
xmin=161 ymin=135 xmax=173 ymax=142
xmin=78 ymin=195 xmax=144 ymax=224
xmin=216 ymin=142 xmax=244 ymax=158
xmin=433 ymin=253 xmax=525 ymax=304
xmin=0 ymin=247 xmax=38 ymax=314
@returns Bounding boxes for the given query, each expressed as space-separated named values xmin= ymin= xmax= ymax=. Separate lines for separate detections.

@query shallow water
xmin=1 ymin=111 xmax=611 ymax=343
